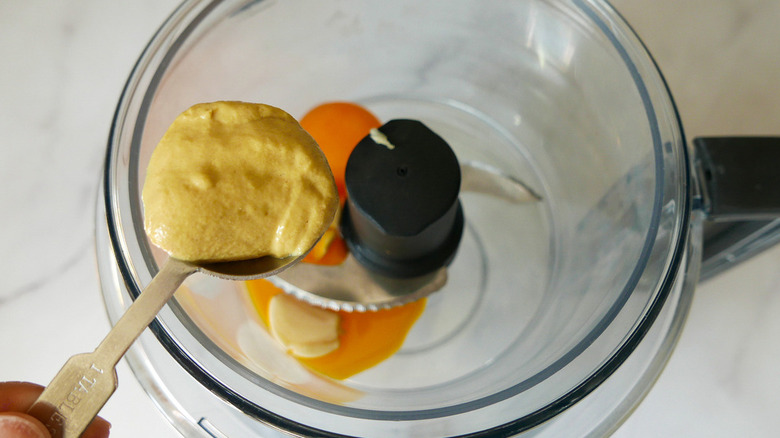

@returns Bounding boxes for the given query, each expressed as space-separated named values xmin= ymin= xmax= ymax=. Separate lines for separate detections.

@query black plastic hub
xmin=341 ymin=119 xmax=464 ymax=278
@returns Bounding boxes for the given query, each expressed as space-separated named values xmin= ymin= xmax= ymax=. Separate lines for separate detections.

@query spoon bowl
xmin=198 ymin=255 xmax=302 ymax=280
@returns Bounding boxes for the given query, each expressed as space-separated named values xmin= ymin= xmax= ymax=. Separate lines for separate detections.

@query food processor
xmin=96 ymin=0 xmax=780 ymax=436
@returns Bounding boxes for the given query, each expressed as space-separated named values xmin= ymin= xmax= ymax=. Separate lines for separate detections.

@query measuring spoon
xmin=26 ymin=254 xmax=301 ymax=438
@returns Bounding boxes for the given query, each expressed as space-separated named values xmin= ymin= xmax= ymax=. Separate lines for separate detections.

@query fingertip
xmin=0 ymin=412 xmax=50 ymax=438
xmin=83 ymin=416 xmax=112 ymax=438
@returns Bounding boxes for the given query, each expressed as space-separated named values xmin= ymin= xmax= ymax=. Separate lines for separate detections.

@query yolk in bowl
xmin=246 ymin=280 xmax=425 ymax=380
xmin=300 ymin=101 xmax=382 ymax=199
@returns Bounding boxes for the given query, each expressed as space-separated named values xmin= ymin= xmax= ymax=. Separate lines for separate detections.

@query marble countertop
xmin=1 ymin=1 xmax=778 ymax=437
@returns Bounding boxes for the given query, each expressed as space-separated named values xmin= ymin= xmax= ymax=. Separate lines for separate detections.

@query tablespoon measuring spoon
xmin=27 ymin=254 xmax=301 ymax=438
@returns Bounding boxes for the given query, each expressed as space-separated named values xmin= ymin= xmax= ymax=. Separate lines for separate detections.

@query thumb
xmin=0 ymin=413 xmax=50 ymax=438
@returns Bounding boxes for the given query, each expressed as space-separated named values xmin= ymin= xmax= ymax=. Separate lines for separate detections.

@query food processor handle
xmin=694 ymin=137 xmax=780 ymax=280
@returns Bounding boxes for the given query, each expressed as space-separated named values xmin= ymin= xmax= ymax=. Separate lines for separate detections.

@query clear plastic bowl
xmin=98 ymin=0 xmax=700 ymax=436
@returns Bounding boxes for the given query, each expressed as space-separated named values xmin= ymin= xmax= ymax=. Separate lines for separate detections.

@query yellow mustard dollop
xmin=142 ymin=101 xmax=338 ymax=263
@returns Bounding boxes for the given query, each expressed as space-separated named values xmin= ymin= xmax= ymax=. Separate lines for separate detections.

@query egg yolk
xmin=245 ymin=102 xmax=426 ymax=380
xmin=246 ymin=280 xmax=425 ymax=380
xmin=300 ymin=102 xmax=381 ymax=266
xmin=300 ymin=101 xmax=382 ymax=199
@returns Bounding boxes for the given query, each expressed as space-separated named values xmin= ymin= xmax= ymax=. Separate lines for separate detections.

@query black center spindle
xmin=340 ymin=119 xmax=464 ymax=278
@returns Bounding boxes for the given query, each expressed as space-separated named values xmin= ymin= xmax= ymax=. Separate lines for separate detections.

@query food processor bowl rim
xmin=103 ymin=0 xmax=692 ymax=435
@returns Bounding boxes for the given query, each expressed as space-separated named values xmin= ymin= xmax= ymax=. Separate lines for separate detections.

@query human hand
xmin=0 ymin=382 xmax=110 ymax=438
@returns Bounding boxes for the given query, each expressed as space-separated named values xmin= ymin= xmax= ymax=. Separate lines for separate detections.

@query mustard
xmin=142 ymin=101 xmax=338 ymax=263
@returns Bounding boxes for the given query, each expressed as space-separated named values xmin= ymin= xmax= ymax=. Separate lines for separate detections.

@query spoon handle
xmin=27 ymin=258 xmax=196 ymax=438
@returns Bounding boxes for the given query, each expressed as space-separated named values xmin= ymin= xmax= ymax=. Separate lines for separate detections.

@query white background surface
xmin=1 ymin=1 xmax=779 ymax=436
